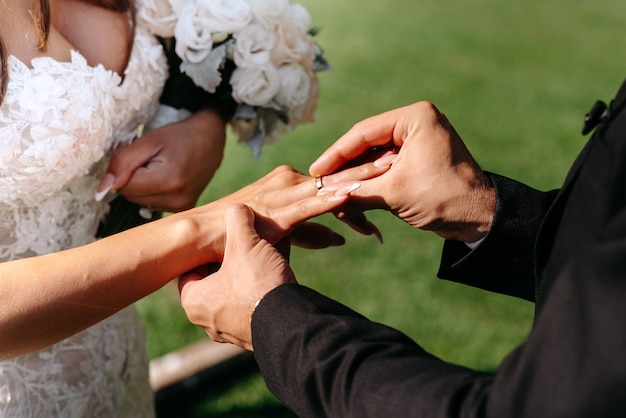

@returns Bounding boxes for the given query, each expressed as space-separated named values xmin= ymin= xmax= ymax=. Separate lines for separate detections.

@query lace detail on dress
xmin=0 ymin=24 xmax=167 ymax=260
xmin=0 ymin=308 xmax=152 ymax=418
xmin=0 ymin=4 xmax=168 ymax=416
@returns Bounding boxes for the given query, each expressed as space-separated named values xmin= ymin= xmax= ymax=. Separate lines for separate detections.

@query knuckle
xmin=162 ymin=171 xmax=186 ymax=191
xmin=413 ymin=100 xmax=436 ymax=112
xmin=351 ymin=119 xmax=369 ymax=132
xmin=271 ymin=165 xmax=302 ymax=187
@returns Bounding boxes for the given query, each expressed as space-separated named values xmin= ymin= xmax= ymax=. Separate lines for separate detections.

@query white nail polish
xmin=347 ymin=183 xmax=361 ymax=193
xmin=335 ymin=182 xmax=361 ymax=197
xmin=94 ymin=184 xmax=113 ymax=202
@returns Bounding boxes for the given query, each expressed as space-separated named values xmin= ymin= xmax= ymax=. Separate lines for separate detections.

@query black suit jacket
xmin=251 ymin=79 xmax=626 ymax=417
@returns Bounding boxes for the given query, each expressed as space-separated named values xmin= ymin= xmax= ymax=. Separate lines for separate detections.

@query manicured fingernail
xmin=367 ymin=220 xmax=384 ymax=244
xmin=331 ymin=234 xmax=346 ymax=246
xmin=374 ymin=154 xmax=398 ymax=167
xmin=95 ymin=173 xmax=115 ymax=201
xmin=335 ymin=182 xmax=361 ymax=197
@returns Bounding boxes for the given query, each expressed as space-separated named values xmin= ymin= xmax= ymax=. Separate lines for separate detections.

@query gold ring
xmin=315 ymin=177 xmax=324 ymax=190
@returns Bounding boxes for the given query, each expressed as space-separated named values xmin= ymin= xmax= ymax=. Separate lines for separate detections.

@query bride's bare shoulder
xmin=1 ymin=0 xmax=130 ymax=72
xmin=0 ymin=1 xmax=50 ymax=61
xmin=0 ymin=0 xmax=28 ymax=11
xmin=49 ymin=0 xmax=132 ymax=74
xmin=0 ymin=1 xmax=37 ymax=32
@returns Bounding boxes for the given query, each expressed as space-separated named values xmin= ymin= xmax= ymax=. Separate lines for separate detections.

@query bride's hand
xmin=303 ymin=146 xmax=395 ymax=243
xmin=96 ymin=108 xmax=226 ymax=212
xmin=188 ymin=161 xmax=390 ymax=259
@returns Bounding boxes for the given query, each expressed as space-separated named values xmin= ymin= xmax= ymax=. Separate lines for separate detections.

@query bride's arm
xmin=0 ymin=209 xmax=217 ymax=360
xmin=0 ymin=166 xmax=368 ymax=360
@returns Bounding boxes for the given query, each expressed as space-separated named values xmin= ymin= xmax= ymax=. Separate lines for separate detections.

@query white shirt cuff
xmin=465 ymin=236 xmax=486 ymax=250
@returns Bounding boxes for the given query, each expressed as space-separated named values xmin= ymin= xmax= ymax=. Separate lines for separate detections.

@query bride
xmin=0 ymin=0 xmax=229 ymax=415
xmin=0 ymin=0 xmax=381 ymax=416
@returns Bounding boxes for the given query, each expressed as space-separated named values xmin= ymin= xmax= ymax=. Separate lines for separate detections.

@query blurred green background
xmin=137 ymin=0 xmax=626 ymax=415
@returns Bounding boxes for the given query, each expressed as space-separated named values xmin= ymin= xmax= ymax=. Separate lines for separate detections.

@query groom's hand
xmin=178 ymin=204 xmax=297 ymax=351
xmin=310 ymin=102 xmax=496 ymax=243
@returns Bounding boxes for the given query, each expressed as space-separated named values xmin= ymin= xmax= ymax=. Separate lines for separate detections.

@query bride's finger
xmin=253 ymin=192 xmax=353 ymax=243
xmin=260 ymin=157 xmax=391 ymax=203
xmin=320 ymin=159 xmax=391 ymax=189
xmin=254 ymin=166 xmax=324 ymax=202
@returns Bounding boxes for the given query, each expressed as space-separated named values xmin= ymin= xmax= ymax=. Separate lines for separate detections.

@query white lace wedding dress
xmin=0 ymin=5 xmax=168 ymax=416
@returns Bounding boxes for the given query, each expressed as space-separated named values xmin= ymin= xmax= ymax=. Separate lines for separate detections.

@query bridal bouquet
xmin=140 ymin=0 xmax=330 ymax=159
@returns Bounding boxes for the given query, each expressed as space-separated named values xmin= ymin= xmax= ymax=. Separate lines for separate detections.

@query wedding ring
xmin=315 ymin=176 xmax=324 ymax=190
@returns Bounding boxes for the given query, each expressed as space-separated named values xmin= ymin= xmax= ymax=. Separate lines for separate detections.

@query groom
xmin=179 ymin=78 xmax=626 ymax=417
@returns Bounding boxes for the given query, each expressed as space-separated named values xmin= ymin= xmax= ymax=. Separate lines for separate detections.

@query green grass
xmin=136 ymin=0 xmax=626 ymax=415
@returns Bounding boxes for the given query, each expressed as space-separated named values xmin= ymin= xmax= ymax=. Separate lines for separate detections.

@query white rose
xmin=283 ymin=3 xmax=312 ymax=35
xmin=270 ymin=20 xmax=315 ymax=69
xmin=138 ymin=0 xmax=177 ymax=37
xmin=230 ymin=64 xmax=280 ymax=106
xmin=167 ymin=0 xmax=186 ymax=16
xmin=173 ymin=0 xmax=252 ymax=63
xmin=248 ymin=0 xmax=290 ymax=30
xmin=233 ymin=23 xmax=276 ymax=68
xmin=289 ymin=74 xmax=319 ymax=125
xmin=274 ymin=64 xmax=311 ymax=109
xmin=174 ymin=1 xmax=215 ymax=63
xmin=195 ymin=0 xmax=252 ymax=34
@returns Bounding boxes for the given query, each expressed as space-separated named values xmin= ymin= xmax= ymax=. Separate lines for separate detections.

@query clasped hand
xmin=179 ymin=204 xmax=294 ymax=351
xmin=97 ymin=108 xmax=226 ymax=212
xmin=179 ymin=101 xmax=497 ymax=351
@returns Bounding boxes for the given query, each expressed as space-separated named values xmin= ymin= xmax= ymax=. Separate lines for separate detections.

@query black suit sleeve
xmin=438 ymin=173 xmax=558 ymax=302
xmin=253 ymin=253 xmax=626 ymax=418
xmin=251 ymin=149 xmax=626 ymax=418
xmin=251 ymin=175 xmax=558 ymax=418
xmin=252 ymin=284 xmax=494 ymax=418
xmin=252 ymin=81 xmax=626 ymax=417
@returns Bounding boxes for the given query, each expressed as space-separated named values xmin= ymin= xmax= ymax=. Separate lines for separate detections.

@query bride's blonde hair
xmin=0 ymin=0 xmax=134 ymax=104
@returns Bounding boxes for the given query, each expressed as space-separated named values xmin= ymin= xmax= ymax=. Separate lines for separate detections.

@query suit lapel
xmin=560 ymin=79 xmax=626 ymax=191
xmin=533 ymin=79 xmax=626 ymax=305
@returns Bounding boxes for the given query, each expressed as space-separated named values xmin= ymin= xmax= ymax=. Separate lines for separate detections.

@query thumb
xmin=223 ymin=204 xmax=260 ymax=259
xmin=95 ymin=139 xmax=159 ymax=199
